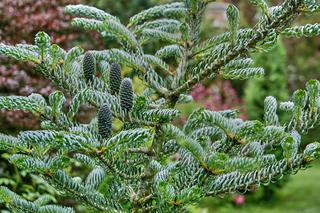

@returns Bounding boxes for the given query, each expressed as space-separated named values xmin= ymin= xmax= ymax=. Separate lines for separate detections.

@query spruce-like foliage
xmin=0 ymin=1 xmax=320 ymax=212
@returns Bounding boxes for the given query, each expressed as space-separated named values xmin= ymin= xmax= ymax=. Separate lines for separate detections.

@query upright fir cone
xmin=110 ymin=63 xmax=122 ymax=95
xmin=98 ymin=104 xmax=112 ymax=139
xmin=120 ymin=78 xmax=133 ymax=113
xmin=83 ymin=52 xmax=95 ymax=82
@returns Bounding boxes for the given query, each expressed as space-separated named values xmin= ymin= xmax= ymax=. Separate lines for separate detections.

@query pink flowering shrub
xmin=0 ymin=0 xmax=81 ymax=131
xmin=0 ymin=65 xmax=55 ymax=130
xmin=0 ymin=0 xmax=81 ymax=45
xmin=191 ymin=81 xmax=246 ymax=119
xmin=233 ymin=194 xmax=245 ymax=206
xmin=178 ymin=80 xmax=246 ymax=126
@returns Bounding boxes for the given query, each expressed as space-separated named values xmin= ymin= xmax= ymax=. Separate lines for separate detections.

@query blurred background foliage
xmin=0 ymin=0 xmax=319 ymax=212
xmin=245 ymin=39 xmax=289 ymax=121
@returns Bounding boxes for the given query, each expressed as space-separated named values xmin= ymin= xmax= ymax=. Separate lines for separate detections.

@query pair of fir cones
xmin=83 ymin=52 xmax=133 ymax=139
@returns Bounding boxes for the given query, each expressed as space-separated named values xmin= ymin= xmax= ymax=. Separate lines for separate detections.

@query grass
xmin=192 ymin=162 xmax=320 ymax=213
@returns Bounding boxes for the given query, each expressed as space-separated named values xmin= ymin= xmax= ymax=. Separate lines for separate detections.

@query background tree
xmin=245 ymin=39 xmax=289 ymax=120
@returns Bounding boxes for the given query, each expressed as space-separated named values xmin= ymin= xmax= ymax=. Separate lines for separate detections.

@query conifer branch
xmin=0 ymin=0 xmax=319 ymax=212
xmin=168 ymin=0 xmax=304 ymax=106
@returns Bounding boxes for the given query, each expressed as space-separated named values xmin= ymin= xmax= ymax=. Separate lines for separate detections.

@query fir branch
xmin=167 ymin=0 xmax=304 ymax=105
xmin=0 ymin=0 xmax=319 ymax=212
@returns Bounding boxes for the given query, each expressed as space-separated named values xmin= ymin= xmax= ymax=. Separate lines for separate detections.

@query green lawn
xmin=192 ymin=163 xmax=320 ymax=213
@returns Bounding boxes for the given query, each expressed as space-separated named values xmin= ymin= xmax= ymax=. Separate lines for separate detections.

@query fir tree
xmin=0 ymin=0 xmax=320 ymax=212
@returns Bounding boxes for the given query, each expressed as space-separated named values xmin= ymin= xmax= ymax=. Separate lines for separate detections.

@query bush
xmin=191 ymin=81 xmax=246 ymax=118
xmin=0 ymin=0 xmax=320 ymax=212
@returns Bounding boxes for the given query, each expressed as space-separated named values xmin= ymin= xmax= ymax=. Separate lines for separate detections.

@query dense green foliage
xmin=193 ymin=162 xmax=320 ymax=212
xmin=0 ymin=0 xmax=320 ymax=212
xmin=244 ymin=39 xmax=290 ymax=201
